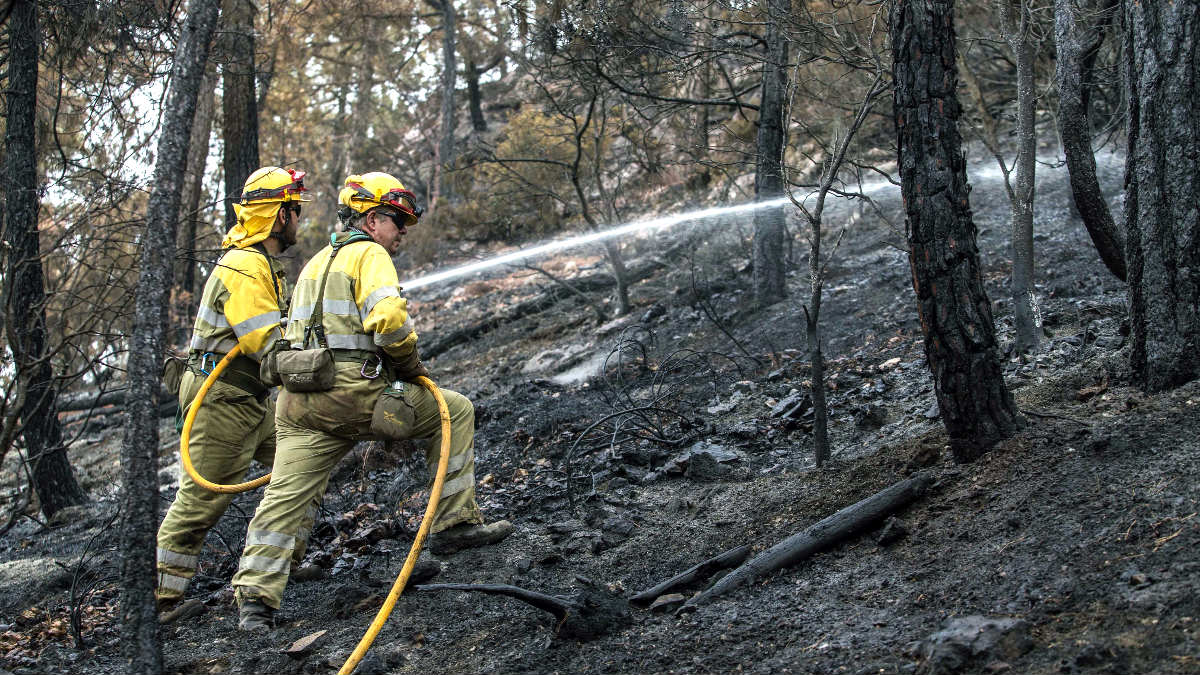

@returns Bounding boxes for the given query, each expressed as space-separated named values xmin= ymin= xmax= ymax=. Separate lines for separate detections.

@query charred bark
xmin=176 ymin=64 xmax=218 ymax=342
xmin=806 ymin=306 xmax=830 ymax=465
xmin=751 ymin=0 xmax=788 ymax=307
xmin=1001 ymin=0 xmax=1040 ymax=353
xmin=118 ymin=0 xmax=221 ymax=669
xmin=1124 ymin=1 xmax=1200 ymax=391
xmin=435 ymin=0 xmax=458 ymax=206
xmin=1055 ymin=0 xmax=1125 ymax=282
xmin=219 ymin=0 xmax=259 ymax=231
xmin=891 ymin=0 xmax=1022 ymax=461
xmin=683 ymin=472 xmax=933 ymax=608
xmin=466 ymin=54 xmax=504 ymax=133
xmin=2 ymin=0 xmax=88 ymax=519
xmin=466 ymin=58 xmax=486 ymax=132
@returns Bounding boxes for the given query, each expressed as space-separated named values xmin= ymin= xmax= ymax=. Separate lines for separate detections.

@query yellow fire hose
xmin=179 ymin=345 xmax=271 ymax=493
xmin=180 ymin=344 xmax=451 ymax=674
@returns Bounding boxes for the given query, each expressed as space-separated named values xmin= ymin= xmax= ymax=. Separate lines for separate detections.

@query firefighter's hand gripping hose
xmin=179 ymin=345 xmax=271 ymax=493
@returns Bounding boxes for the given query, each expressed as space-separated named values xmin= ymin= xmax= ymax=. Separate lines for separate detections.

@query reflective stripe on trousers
xmin=155 ymin=372 xmax=317 ymax=602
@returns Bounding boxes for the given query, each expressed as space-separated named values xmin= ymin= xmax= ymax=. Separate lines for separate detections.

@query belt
xmin=329 ymin=348 xmax=389 ymax=380
xmin=188 ymin=352 xmax=268 ymax=400
xmin=329 ymin=348 xmax=379 ymax=364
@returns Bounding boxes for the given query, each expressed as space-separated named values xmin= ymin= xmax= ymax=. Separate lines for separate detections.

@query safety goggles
xmin=347 ymin=183 xmax=424 ymax=223
xmin=379 ymin=188 xmax=424 ymax=221
xmin=240 ymin=169 xmax=310 ymax=202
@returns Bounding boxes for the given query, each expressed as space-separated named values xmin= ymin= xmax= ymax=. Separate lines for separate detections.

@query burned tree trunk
xmin=219 ymin=0 xmax=259 ymax=231
xmin=891 ymin=0 xmax=1022 ymax=461
xmin=751 ymin=0 xmax=789 ymax=307
xmin=433 ymin=0 xmax=458 ymax=209
xmin=466 ymin=58 xmax=486 ymax=132
xmin=603 ymin=239 xmax=632 ymax=316
xmin=466 ymin=53 xmax=503 ymax=133
xmin=176 ymin=64 xmax=218 ymax=342
xmin=1054 ymin=0 xmax=1125 ymax=282
xmin=1001 ymin=0 xmax=1040 ymax=354
xmin=2 ymin=0 xmax=88 ymax=519
xmin=119 ymin=0 xmax=222 ymax=669
xmin=1124 ymin=1 xmax=1200 ymax=391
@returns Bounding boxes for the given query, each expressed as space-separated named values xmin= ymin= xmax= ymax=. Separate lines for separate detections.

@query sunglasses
xmin=285 ymin=204 xmax=302 ymax=217
xmin=375 ymin=209 xmax=406 ymax=227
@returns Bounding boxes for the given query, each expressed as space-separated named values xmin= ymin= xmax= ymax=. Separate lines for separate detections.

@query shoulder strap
xmin=249 ymin=243 xmax=283 ymax=310
xmin=305 ymin=231 xmax=373 ymax=349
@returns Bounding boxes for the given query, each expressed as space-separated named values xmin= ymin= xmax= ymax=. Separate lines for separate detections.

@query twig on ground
xmin=629 ymin=544 xmax=751 ymax=606
xmin=415 ymin=582 xmax=632 ymax=639
xmin=1020 ymin=408 xmax=1091 ymax=426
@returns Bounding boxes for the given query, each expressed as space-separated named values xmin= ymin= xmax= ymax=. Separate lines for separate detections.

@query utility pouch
xmin=259 ymin=338 xmax=291 ymax=388
xmin=369 ymin=381 xmax=415 ymax=439
xmin=161 ymin=355 xmax=188 ymax=396
xmin=276 ymin=348 xmax=336 ymax=392
xmin=279 ymin=230 xmax=372 ymax=394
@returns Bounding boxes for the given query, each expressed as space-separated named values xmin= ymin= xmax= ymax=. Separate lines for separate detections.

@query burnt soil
xmin=1 ymin=148 xmax=1197 ymax=675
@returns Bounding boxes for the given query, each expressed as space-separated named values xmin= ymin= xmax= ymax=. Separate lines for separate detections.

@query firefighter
xmin=156 ymin=167 xmax=319 ymax=621
xmin=231 ymin=172 xmax=512 ymax=631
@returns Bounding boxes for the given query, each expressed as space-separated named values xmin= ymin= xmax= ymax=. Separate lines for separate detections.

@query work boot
xmin=159 ymin=598 xmax=205 ymax=625
xmin=237 ymin=599 xmax=274 ymax=632
xmin=428 ymin=520 xmax=514 ymax=556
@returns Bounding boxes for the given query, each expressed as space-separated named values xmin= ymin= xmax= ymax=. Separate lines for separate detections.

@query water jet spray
xmin=399 ymin=196 xmax=793 ymax=291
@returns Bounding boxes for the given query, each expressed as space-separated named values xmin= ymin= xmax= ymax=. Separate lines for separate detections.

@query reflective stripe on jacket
xmin=284 ymin=234 xmax=418 ymax=359
xmin=189 ymin=247 xmax=289 ymax=362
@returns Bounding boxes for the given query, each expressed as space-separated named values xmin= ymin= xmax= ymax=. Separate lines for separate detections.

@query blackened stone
xmin=919 ymin=616 xmax=1032 ymax=674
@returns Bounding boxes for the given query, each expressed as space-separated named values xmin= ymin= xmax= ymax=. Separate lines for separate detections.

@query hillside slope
xmin=2 ymin=148 xmax=1197 ymax=675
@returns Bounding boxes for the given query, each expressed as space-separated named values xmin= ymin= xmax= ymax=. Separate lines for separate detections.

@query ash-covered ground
xmin=2 ymin=148 xmax=1197 ymax=675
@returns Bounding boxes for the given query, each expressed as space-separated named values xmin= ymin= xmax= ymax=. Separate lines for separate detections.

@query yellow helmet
xmin=338 ymin=172 xmax=422 ymax=227
xmin=224 ymin=166 xmax=311 ymax=249
xmin=239 ymin=166 xmax=312 ymax=204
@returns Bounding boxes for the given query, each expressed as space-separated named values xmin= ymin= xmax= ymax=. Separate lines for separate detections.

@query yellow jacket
xmin=189 ymin=246 xmax=289 ymax=362
xmin=285 ymin=232 xmax=418 ymax=359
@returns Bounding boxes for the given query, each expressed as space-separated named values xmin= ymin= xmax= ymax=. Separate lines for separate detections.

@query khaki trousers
xmin=155 ymin=371 xmax=315 ymax=604
xmin=232 ymin=365 xmax=482 ymax=608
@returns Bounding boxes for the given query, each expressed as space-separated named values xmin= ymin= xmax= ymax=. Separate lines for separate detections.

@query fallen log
xmin=629 ymin=544 xmax=751 ymax=607
xmin=415 ymin=582 xmax=631 ymax=639
xmin=682 ymin=471 xmax=934 ymax=609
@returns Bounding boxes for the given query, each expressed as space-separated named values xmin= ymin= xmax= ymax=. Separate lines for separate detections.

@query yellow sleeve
xmin=219 ymin=250 xmax=285 ymax=361
xmin=354 ymin=244 xmax=418 ymax=359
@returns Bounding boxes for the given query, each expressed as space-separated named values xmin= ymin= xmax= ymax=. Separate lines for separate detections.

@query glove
xmin=393 ymin=349 xmax=430 ymax=382
xmin=258 ymin=338 xmax=291 ymax=388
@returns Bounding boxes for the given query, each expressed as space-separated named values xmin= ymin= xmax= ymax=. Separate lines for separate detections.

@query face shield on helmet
xmin=337 ymin=172 xmax=423 ymax=228
xmin=240 ymin=167 xmax=313 ymax=205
